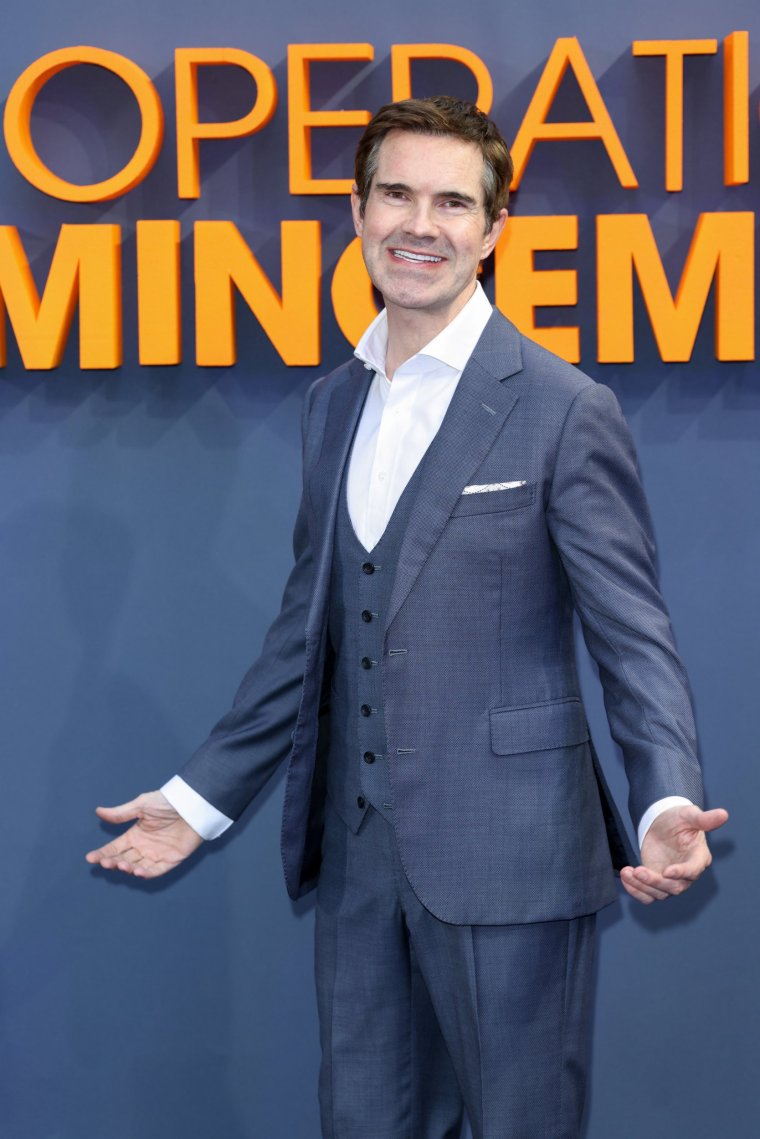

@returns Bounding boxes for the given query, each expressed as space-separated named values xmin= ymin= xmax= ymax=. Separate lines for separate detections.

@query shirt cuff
xmin=161 ymin=775 xmax=234 ymax=841
xmin=637 ymin=796 xmax=694 ymax=849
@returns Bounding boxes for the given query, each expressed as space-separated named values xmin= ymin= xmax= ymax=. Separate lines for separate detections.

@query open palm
xmin=620 ymin=804 xmax=728 ymax=904
xmin=85 ymin=790 xmax=203 ymax=879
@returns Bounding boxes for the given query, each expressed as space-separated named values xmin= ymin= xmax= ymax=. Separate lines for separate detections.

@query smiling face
xmin=351 ymin=130 xmax=507 ymax=330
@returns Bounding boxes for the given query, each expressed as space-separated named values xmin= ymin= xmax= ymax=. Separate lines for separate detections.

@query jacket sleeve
xmin=545 ymin=380 xmax=704 ymax=832
xmin=176 ymin=383 xmax=321 ymax=821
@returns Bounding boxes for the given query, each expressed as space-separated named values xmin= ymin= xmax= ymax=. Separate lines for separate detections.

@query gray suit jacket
xmin=181 ymin=311 xmax=704 ymax=925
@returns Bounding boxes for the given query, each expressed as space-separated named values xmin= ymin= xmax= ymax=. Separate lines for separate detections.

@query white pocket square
xmin=462 ymin=481 xmax=527 ymax=495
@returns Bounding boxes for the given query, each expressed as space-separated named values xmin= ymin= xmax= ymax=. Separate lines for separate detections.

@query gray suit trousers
xmin=315 ymin=802 xmax=597 ymax=1139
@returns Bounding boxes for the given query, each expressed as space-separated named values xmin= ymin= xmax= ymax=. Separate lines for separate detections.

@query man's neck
xmin=384 ymin=285 xmax=476 ymax=380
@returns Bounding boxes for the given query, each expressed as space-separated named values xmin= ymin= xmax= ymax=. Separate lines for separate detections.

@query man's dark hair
xmin=354 ymin=96 xmax=514 ymax=229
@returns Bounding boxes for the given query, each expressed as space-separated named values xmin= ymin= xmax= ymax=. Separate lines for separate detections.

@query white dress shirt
xmin=347 ymin=282 xmax=493 ymax=550
xmin=162 ymin=283 xmax=689 ymax=847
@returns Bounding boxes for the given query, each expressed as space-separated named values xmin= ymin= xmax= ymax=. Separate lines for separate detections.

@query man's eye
xmin=441 ymin=199 xmax=466 ymax=210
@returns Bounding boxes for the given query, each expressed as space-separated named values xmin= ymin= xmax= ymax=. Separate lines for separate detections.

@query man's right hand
xmin=85 ymin=790 xmax=203 ymax=879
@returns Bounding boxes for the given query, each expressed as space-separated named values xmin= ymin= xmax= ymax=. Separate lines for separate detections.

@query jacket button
xmin=362 ymin=562 xmax=375 ymax=575
xmin=361 ymin=657 xmax=372 ymax=669
xmin=360 ymin=704 xmax=372 ymax=717
xmin=361 ymin=610 xmax=373 ymax=623
xmin=357 ymin=796 xmax=366 ymax=809
xmin=363 ymin=751 xmax=375 ymax=764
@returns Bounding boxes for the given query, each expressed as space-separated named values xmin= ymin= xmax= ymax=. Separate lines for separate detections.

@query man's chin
xmin=377 ymin=281 xmax=454 ymax=312
xmin=380 ymin=282 xmax=479 ymax=321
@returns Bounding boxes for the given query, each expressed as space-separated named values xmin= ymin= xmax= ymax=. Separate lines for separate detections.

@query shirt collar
xmin=354 ymin=282 xmax=493 ymax=378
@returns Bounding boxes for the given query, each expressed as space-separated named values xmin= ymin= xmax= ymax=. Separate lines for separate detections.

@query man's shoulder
xmin=304 ymin=355 xmax=364 ymax=413
xmin=479 ymin=309 xmax=597 ymax=402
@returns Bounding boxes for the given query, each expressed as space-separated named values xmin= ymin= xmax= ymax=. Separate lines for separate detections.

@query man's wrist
xmin=161 ymin=775 xmax=233 ymax=840
xmin=637 ymin=796 xmax=694 ymax=848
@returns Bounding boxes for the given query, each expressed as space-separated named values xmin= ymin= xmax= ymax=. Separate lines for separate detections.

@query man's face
xmin=351 ymin=130 xmax=507 ymax=324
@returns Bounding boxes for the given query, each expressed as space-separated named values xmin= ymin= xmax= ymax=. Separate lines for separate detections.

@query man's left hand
xmin=620 ymin=805 xmax=728 ymax=904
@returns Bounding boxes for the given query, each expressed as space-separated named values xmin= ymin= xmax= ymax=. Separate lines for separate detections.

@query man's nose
xmin=403 ymin=200 xmax=438 ymax=238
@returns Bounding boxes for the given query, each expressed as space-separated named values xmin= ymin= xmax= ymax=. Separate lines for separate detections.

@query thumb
xmin=95 ymin=798 xmax=145 ymax=824
xmin=697 ymin=807 xmax=729 ymax=834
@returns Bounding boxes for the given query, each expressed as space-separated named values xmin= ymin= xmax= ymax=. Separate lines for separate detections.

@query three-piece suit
xmin=179 ymin=308 xmax=704 ymax=1136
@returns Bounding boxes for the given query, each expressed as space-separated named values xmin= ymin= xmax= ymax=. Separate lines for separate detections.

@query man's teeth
xmin=392 ymin=250 xmax=443 ymax=263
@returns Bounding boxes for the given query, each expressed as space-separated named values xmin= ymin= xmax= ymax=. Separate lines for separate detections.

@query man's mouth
xmin=390 ymin=249 xmax=444 ymax=264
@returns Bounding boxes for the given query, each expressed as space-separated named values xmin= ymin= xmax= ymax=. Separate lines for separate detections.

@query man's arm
xmin=86 ymin=492 xmax=314 ymax=876
xmin=546 ymin=380 xmax=727 ymax=901
xmin=87 ymin=382 xmax=323 ymax=877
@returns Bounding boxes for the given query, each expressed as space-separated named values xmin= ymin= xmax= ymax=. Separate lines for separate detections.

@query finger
xmin=621 ymin=867 xmax=664 ymax=900
xmin=628 ymin=875 xmax=670 ymax=901
xmin=112 ymin=846 xmax=145 ymax=870
xmin=85 ymin=830 xmax=140 ymax=864
xmin=639 ymin=867 xmax=697 ymax=897
xmin=643 ymin=877 xmax=688 ymax=897
xmin=662 ymin=861 xmax=706 ymax=882
xmin=90 ymin=855 xmax=132 ymax=873
xmin=132 ymin=860 xmax=172 ymax=879
xmin=91 ymin=847 xmax=138 ymax=872
xmin=85 ymin=842 xmax=124 ymax=864
xmin=89 ymin=848 xmax=153 ymax=876
xmin=95 ymin=838 xmax=180 ymax=878
xmin=698 ymin=807 xmax=729 ymax=834
xmin=95 ymin=800 xmax=144 ymax=825
xmin=624 ymin=866 xmax=682 ymax=900
xmin=89 ymin=847 xmax=167 ymax=877
xmin=113 ymin=859 xmax=135 ymax=874
xmin=620 ymin=873 xmax=655 ymax=905
xmin=674 ymin=805 xmax=729 ymax=834
xmin=628 ymin=865 xmax=667 ymax=888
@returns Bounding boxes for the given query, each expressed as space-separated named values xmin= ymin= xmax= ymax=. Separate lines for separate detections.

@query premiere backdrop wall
xmin=1 ymin=1 xmax=757 ymax=1136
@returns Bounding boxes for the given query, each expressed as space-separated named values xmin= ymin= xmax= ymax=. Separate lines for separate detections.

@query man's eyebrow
xmin=374 ymin=181 xmax=478 ymax=207
xmin=375 ymin=181 xmax=411 ymax=194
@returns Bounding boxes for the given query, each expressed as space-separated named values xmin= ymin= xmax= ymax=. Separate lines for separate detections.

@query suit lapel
xmin=386 ymin=312 xmax=524 ymax=630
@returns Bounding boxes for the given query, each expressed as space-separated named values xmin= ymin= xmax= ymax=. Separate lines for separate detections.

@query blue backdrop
xmin=1 ymin=1 xmax=757 ymax=1136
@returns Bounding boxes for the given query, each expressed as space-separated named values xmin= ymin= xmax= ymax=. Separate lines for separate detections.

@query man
xmin=87 ymin=97 xmax=727 ymax=1138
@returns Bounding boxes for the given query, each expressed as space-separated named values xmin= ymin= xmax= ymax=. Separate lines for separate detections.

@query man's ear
xmin=350 ymin=184 xmax=364 ymax=237
xmin=482 ymin=208 xmax=508 ymax=260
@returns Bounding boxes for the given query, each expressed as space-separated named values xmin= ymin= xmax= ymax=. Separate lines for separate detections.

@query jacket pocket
xmin=490 ymin=697 xmax=589 ymax=755
xmin=450 ymin=481 xmax=536 ymax=517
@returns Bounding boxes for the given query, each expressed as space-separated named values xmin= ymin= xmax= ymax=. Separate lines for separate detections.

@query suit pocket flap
xmin=490 ymin=698 xmax=589 ymax=755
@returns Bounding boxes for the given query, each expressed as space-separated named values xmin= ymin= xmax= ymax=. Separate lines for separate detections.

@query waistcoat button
xmin=361 ymin=610 xmax=373 ymax=623
xmin=362 ymin=562 xmax=375 ymax=575
xmin=360 ymin=704 xmax=372 ymax=717
xmin=363 ymin=751 xmax=376 ymax=764
xmin=357 ymin=796 xmax=366 ymax=809
xmin=361 ymin=656 xmax=372 ymax=669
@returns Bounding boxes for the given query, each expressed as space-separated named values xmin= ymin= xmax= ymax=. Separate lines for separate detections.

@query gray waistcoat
xmin=326 ymin=456 xmax=426 ymax=832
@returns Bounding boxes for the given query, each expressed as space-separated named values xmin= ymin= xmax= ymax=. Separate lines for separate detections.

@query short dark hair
xmin=354 ymin=96 xmax=513 ymax=229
